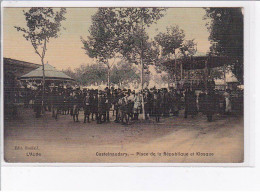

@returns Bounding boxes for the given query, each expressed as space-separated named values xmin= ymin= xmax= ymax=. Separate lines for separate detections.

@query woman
xmin=223 ymin=89 xmax=232 ymax=115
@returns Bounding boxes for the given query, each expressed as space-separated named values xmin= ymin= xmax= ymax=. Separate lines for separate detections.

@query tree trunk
xmin=174 ymin=53 xmax=177 ymax=84
xmin=41 ymin=57 xmax=45 ymax=114
xmin=167 ymin=74 xmax=170 ymax=89
xmin=140 ymin=8 xmax=145 ymax=120
xmin=223 ymin=65 xmax=226 ymax=90
xmin=140 ymin=55 xmax=145 ymax=120
xmin=107 ymin=66 xmax=110 ymax=89
xmin=205 ymin=60 xmax=208 ymax=91
xmin=180 ymin=63 xmax=183 ymax=80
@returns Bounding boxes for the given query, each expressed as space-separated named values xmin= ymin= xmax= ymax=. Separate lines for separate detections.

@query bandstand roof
xmin=20 ymin=63 xmax=75 ymax=81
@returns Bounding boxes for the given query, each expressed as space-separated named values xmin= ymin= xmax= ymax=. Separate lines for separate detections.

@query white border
xmin=0 ymin=1 xmax=255 ymax=167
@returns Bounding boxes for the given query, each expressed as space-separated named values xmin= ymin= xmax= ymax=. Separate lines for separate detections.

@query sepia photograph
xmin=2 ymin=6 xmax=244 ymax=163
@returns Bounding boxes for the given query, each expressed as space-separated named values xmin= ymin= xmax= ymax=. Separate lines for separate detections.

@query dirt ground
xmin=4 ymin=108 xmax=244 ymax=163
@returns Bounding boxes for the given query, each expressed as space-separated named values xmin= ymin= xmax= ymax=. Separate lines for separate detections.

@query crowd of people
xmin=25 ymin=84 xmax=236 ymax=124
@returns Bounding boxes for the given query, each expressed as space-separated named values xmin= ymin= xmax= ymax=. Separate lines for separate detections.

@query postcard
xmin=1 ymin=2 xmax=248 ymax=165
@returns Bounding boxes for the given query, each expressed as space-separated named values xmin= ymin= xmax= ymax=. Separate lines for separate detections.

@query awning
xmin=163 ymin=55 xmax=229 ymax=70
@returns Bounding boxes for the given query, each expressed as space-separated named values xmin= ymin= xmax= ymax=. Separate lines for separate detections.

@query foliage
xmin=118 ymin=27 xmax=160 ymax=69
xmin=155 ymin=25 xmax=185 ymax=56
xmin=155 ymin=25 xmax=197 ymax=81
xmin=77 ymin=63 xmax=107 ymax=85
xmin=180 ymin=39 xmax=197 ymax=58
xmin=15 ymin=8 xmax=66 ymax=64
xmin=81 ymin=8 xmax=119 ymax=64
xmin=81 ymin=8 xmax=124 ymax=87
xmin=62 ymin=60 xmax=141 ymax=87
xmin=116 ymin=8 xmax=166 ymax=68
xmin=111 ymin=61 xmax=140 ymax=87
xmin=81 ymin=8 xmax=165 ymax=90
xmin=117 ymin=8 xmax=166 ymax=28
xmin=62 ymin=67 xmax=77 ymax=80
xmin=204 ymin=8 xmax=244 ymax=83
xmin=210 ymin=67 xmax=225 ymax=80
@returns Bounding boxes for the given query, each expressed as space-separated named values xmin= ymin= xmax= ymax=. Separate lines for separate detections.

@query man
xmin=111 ymin=87 xmax=115 ymax=116
xmin=153 ymin=90 xmax=162 ymax=122
xmin=133 ymin=91 xmax=141 ymax=120
xmin=65 ymin=89 xmax=71 ymax=115
xmin=105 ymin=88 xmax=111 ymax=122
xmin=184 ymin=87 xmax=197 ymax=118
xmin=51 ymin=88 xmax=56 ymax=117
xmin=161 ymin=88 xmax=169 ymax=117
xmin=67 ymin=91 xmax=74 ymax=116
xmin=126 ymin=90 xmax=134 ymax=121
xmin=72 ymin=91 xmax=80 ymax=122
xmin=83 ymin=91 xmax=91 ymax=123
xmin=61 ymin=90 xmax=67 ymax=115
xmin=117 ymin=92 xmax=125 ymax=124
xmin=34 ymin=89 xmax=42 ymax=118
xmin=102 ymin=93 xmax=107 ymax=122
xmin=112 ymin=89 xmax=119 ymax=122
xmin=24 ymin=85 xmax=30 ymax=108
xmin=52 ymin=88 xmax=59 ymax=120
xmin=120 ymin=92 xmax=128 ymax=125
xmin=144 ymin=89 xmax=151 ymax=120
xmin=97 ymin=91 xmax=103 ymax=124
xmin=46 ymin=88 xmax=52 ymax=112
xmin=198 ymin=89 xmax=206 ymax=113
xmin=204 ymin=89 xmax=217 ymax=122
xmin=164 ymin=89 xmax=170 ymax=117
xmin=53 ymin=89 xmax=63 ymax=120
xmin=91 ymin=90 xmax=98 ymax=121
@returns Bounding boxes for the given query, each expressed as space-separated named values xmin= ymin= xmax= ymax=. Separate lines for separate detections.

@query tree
xmin=116 ymin=8 xmax=166 ymax=118
xmin=204 ymin=8 xmax=244 ymax=83
xmin=62 ymin=67 xmax=77 ymax=80
xmin=116 ymin=8 xmax=165 ymax=84
xmin=155 ymin=25 xmax=185 ymax=82
xmin=180 ymin=39 xmax=197 ymax=58
xmin=15 ymin=7 xmax=66 ymax=109
xmin=63 ymin=61 xmax=140 ymax=87
xmin=155 ymin=25 xmax=198 ymax=84
xmin=81 ymin=8 xmax=119 ymax=88
xmin=76 ymin=63 xmax=107 ymax=86
xmin=111 ymin=60 xmax=140 ymax=88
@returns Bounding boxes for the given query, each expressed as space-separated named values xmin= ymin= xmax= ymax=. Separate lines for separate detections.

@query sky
xmin=3 ymin=7 xmax=211 ymax=71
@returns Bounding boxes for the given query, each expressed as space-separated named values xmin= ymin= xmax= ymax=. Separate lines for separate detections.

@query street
xmin=4 ymin=108 xmax=244 ymax=163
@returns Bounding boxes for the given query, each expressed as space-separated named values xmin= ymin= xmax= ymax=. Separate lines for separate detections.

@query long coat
xmin=185 ymin=90 xmax=198 ymax=116
xmin=203 ymin=92 xmax=217 ymax=116
xmin=83 ymin=95 xmax=91 ymax=115
xmin=153 ymin=93 xmax=162 ymax=116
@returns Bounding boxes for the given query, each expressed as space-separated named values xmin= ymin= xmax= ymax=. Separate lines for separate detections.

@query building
xmin=4 ymin=58 xmax=41 ymax=117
